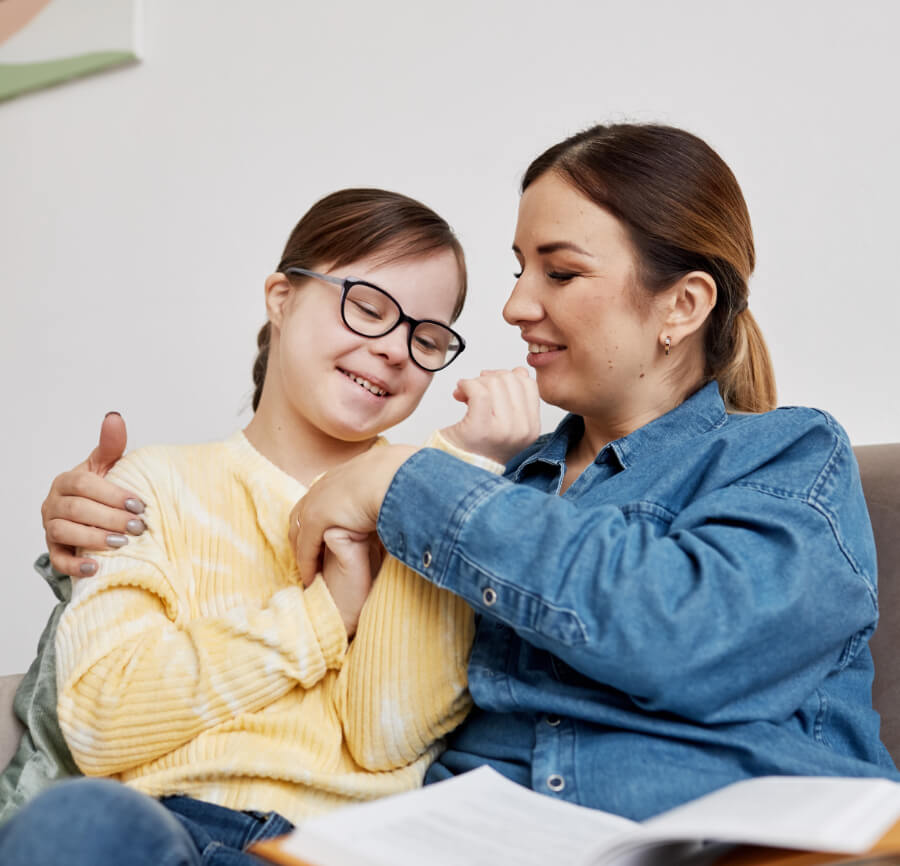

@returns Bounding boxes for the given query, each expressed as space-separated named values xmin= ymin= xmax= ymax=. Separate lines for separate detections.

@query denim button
xmin=546 ymin=714 xmax=561 ymax=727
xmin=422 ymin=549 xmax=432 ymax=568
xmin=547 ymin=774 xmax=565 ymax=792
xmin=482 ymin=587 xmax=497 ymax=606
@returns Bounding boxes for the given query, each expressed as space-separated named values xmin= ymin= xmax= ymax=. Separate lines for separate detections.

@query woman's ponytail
xmin=717 ymin=309 xmax=776 ymax=413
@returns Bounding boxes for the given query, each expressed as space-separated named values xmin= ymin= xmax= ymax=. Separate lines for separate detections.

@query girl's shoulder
xmin=104 ymin=438 xmax=234 ymax=500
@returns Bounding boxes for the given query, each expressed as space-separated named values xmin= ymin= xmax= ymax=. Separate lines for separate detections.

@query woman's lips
xmin=526 ymin=342 xmax=565 ymax=367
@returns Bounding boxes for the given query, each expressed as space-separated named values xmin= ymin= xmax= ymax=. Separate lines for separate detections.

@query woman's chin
xmin=532 ymin=374 xmax=571 ymax=413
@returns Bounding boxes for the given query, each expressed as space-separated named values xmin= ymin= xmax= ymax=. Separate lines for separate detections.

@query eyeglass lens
xmin=343 ymin=282 xmax=461 ymax=370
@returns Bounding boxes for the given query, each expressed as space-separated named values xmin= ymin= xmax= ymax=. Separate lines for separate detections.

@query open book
xmin=250 ymin=766 xmax=900 ymax=866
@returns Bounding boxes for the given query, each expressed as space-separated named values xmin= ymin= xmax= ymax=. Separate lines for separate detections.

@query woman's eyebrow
xmin=512 ymin=241 xmax=595 ymax=257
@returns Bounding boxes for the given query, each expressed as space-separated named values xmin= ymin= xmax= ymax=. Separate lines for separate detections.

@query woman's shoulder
xmin=724 ymin=403 xmax=851 ymax=453
xmin=716 ymin=405 xmax=859 ymax=504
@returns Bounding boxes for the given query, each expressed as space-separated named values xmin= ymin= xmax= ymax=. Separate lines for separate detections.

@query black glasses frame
xmin=284 ymin=267 xmax=466 ymax=372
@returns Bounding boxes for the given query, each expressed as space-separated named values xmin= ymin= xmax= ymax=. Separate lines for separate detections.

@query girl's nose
xmin=367 ymin=324 xmax=409 ymax=366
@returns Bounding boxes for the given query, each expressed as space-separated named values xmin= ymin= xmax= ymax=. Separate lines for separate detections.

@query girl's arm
xmin=332 ymin=433 xmax=495 ymax=771
xmin=328 ymin=369 xmax=541 ymax=771
xmin=55 ymin=447 xmax=347 ymax=778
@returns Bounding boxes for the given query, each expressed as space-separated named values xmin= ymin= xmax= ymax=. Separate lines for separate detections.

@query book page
xmin=277 ymin=766 xmax=639 ymax=866
xmin=263 ymin=770 xmax=900 ymax=866
xmin=641 ymin=776 xmax=900 ymax=855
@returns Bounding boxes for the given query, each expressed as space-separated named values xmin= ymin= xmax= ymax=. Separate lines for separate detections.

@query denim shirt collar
xmin=511 ymin=381 xmax=727 ymax=480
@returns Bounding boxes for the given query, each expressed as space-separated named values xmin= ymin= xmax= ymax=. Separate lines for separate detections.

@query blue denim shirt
xmin=376 ymin=382 xmax=898 ymax=820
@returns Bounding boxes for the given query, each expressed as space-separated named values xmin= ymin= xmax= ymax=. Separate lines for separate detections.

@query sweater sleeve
xmin=55 ymin=448 xmax=348 ymax=777
xmin=334 ymin=431 xmax=502 ymax=770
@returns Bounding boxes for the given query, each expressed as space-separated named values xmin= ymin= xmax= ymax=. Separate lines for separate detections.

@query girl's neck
xmin=243 ymin=403 xmax=377 ymax=488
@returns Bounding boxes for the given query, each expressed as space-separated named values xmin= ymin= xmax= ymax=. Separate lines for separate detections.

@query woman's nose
xmin=503 ymin=277 xmax=542 ymax=326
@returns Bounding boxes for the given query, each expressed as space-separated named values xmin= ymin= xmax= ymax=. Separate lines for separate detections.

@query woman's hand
xmin=42 ymin=413 xmax=145 ymax=577
xmin=441 ymin=367 xmax=541 ymax=465
xmin=289 ymin=444 xmax=418 ymax=588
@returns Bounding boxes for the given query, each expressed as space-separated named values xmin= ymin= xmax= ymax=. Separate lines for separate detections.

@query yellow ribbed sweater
xmin=55 ymin=431 xmax=495 ymax=823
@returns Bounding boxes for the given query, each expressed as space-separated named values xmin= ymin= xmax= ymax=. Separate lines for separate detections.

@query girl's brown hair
xmin=522 ymin=124 xmax=776 ymax=413
xmin=252 ymin=188 xmax=467 ymax=411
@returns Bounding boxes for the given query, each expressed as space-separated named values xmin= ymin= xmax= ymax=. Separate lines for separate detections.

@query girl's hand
xmin=440 ymin=367 xmax=541 ymax=465
xmin=41 ymin=413 xmax=145 ymax=577
xmin=289 ymin=445 xmax=417 ymax=588
xmin=320 ymin=528 xmax=383 ymax=638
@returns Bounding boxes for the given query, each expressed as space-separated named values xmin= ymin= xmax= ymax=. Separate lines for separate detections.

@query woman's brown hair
xmin=252 ymin=188 xmax=467 ymax=411
xmin=522 ymin=124 xmax=776 ymax=413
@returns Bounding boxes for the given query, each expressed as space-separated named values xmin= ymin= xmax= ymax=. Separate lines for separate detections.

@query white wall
xmin=2 ymin=0 xmax=898 ymax=673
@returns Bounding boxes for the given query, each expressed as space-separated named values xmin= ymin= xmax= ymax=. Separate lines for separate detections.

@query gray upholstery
xmin=857 ymin=444 xmax=900 ymax=762
xmin=0 ymin=444 xmax=898 ymax=773
xmin=0 ymin=673 xmax=24 ymax=773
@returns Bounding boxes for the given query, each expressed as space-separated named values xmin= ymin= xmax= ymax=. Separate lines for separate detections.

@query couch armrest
xmin=0 ymin=673 xmax=25 ymax=772
xmin=855 ymin=443 xmax=900 ymax=767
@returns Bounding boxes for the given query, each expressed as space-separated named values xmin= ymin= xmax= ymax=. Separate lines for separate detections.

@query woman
xmin=0 ymin=187 xmax=539 ymax=863
xmin=291 ymin=123 xmax=899 ymax=819
xmin=27 ymin=123 xmax=898 ymax=823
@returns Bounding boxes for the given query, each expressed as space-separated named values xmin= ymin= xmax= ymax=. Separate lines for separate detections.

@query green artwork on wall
xmin=0 ymin=0 xmax=141 ymax=104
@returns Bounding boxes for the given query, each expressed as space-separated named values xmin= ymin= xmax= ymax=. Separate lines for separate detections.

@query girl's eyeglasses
xmin=285 ymin=268 xmax=466 ymax=372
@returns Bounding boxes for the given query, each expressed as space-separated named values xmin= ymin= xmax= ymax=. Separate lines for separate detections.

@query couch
xmin=2 ymin=444 xmax=899 ymax=775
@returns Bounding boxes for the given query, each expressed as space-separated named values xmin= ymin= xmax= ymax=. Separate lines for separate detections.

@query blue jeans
xmin=0 ymin=777 xmax=293 ymax=865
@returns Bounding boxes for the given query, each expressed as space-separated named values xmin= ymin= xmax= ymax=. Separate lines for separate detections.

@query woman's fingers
xmin=40 ymin=413 xmax=141 ymax=577
xmin=48 ymin=543 xmax=99 ymax=578
xmin=51 ymin=493 xmax=145 ymax=537
xmin=51 ymin=469 xmax=141 ymax=512
xmin=292 ymin=445 xmax=416 ymax=587
xmin=44 ymin=514 xmax=137 ymax=552
xmin=87 ymin=412 xmax=128 ymax=475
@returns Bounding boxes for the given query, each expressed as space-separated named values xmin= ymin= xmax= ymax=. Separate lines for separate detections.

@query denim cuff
xmin=377 ymin=448 xmax=502 ymax=592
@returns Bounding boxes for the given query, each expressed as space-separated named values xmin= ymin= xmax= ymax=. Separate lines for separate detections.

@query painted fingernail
xmin=126 ymin=519 xmax=145 ymax=535
xmin=125 ymin=499 xmax=145 ymax=515
xmin=106 ymin=534 xmax=129 ymax=548
xmin=80 ymin=562 xmax=97 ymax=576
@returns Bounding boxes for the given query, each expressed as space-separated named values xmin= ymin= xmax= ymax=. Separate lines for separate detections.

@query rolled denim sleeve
xmin=376 ymin=438 xmax=878 ymax=725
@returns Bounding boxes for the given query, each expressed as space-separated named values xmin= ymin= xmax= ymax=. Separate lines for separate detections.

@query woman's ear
xmin=659 ymin=271 xmax=717 ymax=351
xmin=264 ymin=273 xmax=293 ymax=330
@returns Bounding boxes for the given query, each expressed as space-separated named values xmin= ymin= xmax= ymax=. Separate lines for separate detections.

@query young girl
xmin=0 ymin=187 xmax=539 ymax=864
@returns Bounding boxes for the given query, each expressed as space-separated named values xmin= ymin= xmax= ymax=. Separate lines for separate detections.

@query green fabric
xmin=0 ymin=555 xmax=80 ymax=825
xmin=0 ymin=52 xmax=137 ymax=103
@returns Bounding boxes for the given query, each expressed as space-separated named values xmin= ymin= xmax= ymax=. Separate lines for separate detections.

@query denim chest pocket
xmin=619 ymin=500 xmax=676 ymax=528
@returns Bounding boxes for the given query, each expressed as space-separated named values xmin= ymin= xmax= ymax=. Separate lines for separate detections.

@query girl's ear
xmin=264 ymin=273 xmax=293 ymax=330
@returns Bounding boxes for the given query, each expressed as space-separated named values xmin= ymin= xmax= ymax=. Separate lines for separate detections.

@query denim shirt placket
xmin=470 ymin=449 xmax=623 ymax=802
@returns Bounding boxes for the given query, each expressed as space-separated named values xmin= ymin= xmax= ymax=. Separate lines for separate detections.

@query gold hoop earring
xmin=664 ymin=336 xmax=671 ymax=356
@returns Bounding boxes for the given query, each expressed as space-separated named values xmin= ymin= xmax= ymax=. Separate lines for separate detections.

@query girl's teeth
xmin=529 ymin=343 xmax=558 ymax=354
xmin=346 ymin=372 xmax=387 ymax=396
